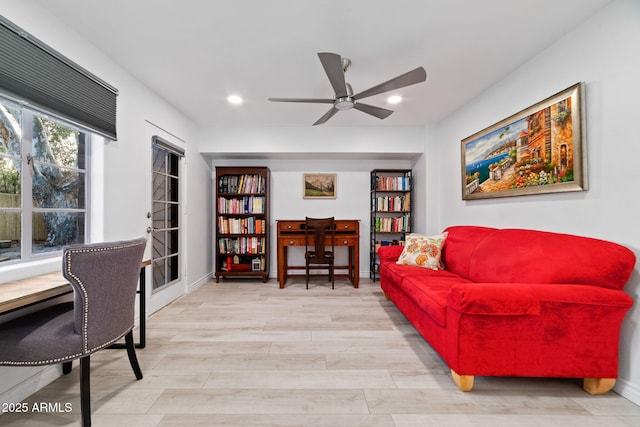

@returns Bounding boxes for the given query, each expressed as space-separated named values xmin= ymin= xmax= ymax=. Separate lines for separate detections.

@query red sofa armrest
xmin=448 ymin=283 xmax=541 ymax=316
xmin=378 ymin=245 xmax=404 ymax=263
xmin=448 ymin=282 xmax=633 ymax=316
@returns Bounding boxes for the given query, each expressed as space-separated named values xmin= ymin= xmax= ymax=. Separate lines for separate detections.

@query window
xmin=0 ymin=97 xmax=89 ymax=264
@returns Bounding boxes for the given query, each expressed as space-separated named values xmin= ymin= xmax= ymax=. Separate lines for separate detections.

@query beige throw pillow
xmin=396 ymin=232 xmax=448 ymax=270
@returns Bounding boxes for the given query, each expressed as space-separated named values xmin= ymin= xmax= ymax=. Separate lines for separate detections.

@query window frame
xmin=0 ymin=96 xmax=91 ymax=265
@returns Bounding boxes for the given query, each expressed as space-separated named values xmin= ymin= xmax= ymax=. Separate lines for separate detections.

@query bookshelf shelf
xmin=215 ymin=166 xmax=270 ymax=282
xmin=370 ymin=169 xmax=412 ymax=281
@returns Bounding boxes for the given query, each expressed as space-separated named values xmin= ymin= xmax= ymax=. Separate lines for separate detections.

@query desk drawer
xmin=335 ymin=237 xmax=357 ymax=246
xmin=335 ymin=220 xmax=358 ymax=233
xmin=281 ymin=237 xmax=304 ymax=246
xmin=278 ymin=236 xmax=356 ymax=247
xmin=278 ymin=221 xmax=301 ymax=232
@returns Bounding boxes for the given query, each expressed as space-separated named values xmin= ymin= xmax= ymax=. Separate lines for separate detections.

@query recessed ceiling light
xmin=227 ymin=95 xmax=243 ymax=105
xmin=387 ymin=95 xmax=402 ymax=104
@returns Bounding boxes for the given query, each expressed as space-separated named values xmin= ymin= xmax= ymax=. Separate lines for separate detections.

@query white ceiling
xmin=34 ymin=0 xmax=612 ymax=129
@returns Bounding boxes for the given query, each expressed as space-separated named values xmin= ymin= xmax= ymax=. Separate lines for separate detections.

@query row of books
xmin=218 ymin=174 xmax=266 ymax=194
xmin=372 ymin=193 xmax=411 ymax=212
xmin=218 ymin=217 xmax=266 ymax=235
xmin=373 ymin=214 xmax=411 ymax=233
xmin=218 ymin=237 xmax=266 ymax=255
xmin=217 ymin=196 xmax=265 ymax=214
xmin=374 ymin=176 xmax=411 ymax=191
xmin=373 ymin=239 xmax=405 ymax=253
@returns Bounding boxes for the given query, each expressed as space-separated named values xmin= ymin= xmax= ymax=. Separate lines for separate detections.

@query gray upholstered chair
xmin=0 ymin=237 xmax=147 ymax=427
xmin=304 ymin=216 xmax=335 ymax=289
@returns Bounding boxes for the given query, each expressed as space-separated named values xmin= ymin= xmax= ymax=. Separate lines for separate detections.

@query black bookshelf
xmin=370 ymin=169 xmax=412 ymax=281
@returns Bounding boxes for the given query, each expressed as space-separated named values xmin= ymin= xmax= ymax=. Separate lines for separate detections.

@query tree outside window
xmin=0 ymin=98 xmax=88 ymax=263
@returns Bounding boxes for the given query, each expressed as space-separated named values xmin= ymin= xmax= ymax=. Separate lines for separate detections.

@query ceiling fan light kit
xmin=268 ymin=52 xmax=426 ymax=125
xmin=334 ymin=97 xmax=354 ymax=110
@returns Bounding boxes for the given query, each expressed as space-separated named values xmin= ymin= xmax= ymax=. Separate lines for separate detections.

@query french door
xmin=151 ymin=137 xmax=183 ymax=293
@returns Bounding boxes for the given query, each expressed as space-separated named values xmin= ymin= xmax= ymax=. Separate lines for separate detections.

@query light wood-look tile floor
xmin=2 ymin=278 xmax=640 ymax=426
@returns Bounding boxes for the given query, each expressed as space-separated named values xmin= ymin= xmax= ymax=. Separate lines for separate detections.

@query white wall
xmin=0 ymin=1 xmax=212 ymax=402
xmin=200 ymin=126 xmax=425 ymax=158
xmin=428 ymin=0 xmax=640 ymax=403
xmin=202 ymin=126 xmax=425 ymax=277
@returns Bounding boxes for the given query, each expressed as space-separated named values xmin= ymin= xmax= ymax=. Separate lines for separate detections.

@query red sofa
xmin=378 ymin=225 xmax=635 ymax=394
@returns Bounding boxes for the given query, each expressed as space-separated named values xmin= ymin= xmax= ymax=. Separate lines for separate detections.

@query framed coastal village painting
xmin=303 ymin=173 xmax=337 ymax=199
xmin=461 ymin=83 xmax=587 ymax=200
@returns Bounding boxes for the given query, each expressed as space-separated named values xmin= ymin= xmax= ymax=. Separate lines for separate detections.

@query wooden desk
xmin=276 ymin=219 xmax=359 ymax=288
xmin=0 ymin=272 xmax=71 ymax=315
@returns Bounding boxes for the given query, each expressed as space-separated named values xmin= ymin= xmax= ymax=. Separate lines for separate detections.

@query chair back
xmin=62 ymin=238 xmax=146 ymax=354
xmin=305 ymin=217 xmax=335 ymax=263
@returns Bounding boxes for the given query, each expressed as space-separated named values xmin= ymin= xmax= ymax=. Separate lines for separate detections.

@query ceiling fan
xmin=268 ymin=52 xmax=427 ymax=125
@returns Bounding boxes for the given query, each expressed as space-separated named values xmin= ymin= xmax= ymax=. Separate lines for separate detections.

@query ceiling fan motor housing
xmin=335 ymin=96 xmax=354 ymax=110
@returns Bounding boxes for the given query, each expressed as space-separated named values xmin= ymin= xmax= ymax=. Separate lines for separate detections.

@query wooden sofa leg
xmin=451 ymin=369 xmax=474 ymax=391
xmin=583 ymin=378 xmax=616 ymax=395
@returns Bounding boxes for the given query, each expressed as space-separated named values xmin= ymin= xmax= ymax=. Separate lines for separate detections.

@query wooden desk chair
xmin=304 ymin=216 xmax=335 ymax=289
xmin=0 ymin=238 xmax=146 ymax=427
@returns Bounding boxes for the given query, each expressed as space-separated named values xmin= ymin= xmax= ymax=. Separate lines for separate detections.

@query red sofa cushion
xmin=466 ymin=228 xmax=636 ymax=290
xmin=380 ymin=261 xmax=461 ymax=288
xmin=398 ymin=275 xmax=473 ymax=327
xmin=442 ymin=226 xmax=495 ymax=277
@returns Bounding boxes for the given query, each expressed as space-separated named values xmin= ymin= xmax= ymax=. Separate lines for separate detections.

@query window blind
xmin=0 ymin=15 xmax=118 ymax=140
xmin=152 ymin=135 xmax=185 ymax=157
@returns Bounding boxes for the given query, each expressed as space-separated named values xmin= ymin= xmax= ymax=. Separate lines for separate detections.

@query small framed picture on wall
xmin=303 ymin=173 xmax=337 ymax=199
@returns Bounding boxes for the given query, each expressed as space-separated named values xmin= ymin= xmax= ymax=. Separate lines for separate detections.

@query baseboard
xmin=614 ymin=376 xmax=640 ymax=406
xmin=187 ymin=272 xmax=212 ymax=293
xmin=266 ymin=271 xmax=373 ymax=280
xmin=0 ymin=364 xmax=68 ymax=405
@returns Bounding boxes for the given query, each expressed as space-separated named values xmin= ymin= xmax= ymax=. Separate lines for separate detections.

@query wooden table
xmin=276 ymin=219 xmax=359 ymax=288
xmin=0 ymin=272 xmax=71 ymax=314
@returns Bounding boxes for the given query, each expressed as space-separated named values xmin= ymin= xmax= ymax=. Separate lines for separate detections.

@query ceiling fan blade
xmin=313 ymin=107 xmax=339 ymax=126
xmin=353 ymin=67 xmax=427 ymax=100
xmin=353 ymin=102 xmax=394 ymax=120
xmin=268 ymin=98 xmax=334 ymax=104
xmin=318 ymin=52 xmax=348 ymax=98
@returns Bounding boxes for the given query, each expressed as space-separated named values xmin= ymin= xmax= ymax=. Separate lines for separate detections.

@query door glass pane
xmin=168 ymin=229 xmax=179 ymax=254
xmin=168 ymin=177 xmax=179 ymax=202
xmin=168 ymin=153 xmax=179 ymax=176
xmin=152 ymin=146 xmax=165 ymax=173
xmin=152 ymin=173 xmax=165 ymax=201
xmin=152 ymin=201 xmax=166 ymax=228
xmin=167 ymin=254 xmax=179 ymax=282
xmin=152 ymin=230 xmax=165 ymax=258
xmin=169 ymin=203 xmax=179 ymax=227
xmin=152 ymin=259 xmax=166 ymax=289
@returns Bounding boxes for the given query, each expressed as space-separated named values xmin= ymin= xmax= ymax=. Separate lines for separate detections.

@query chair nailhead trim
xmin=0 ymin=329 xmax=132 ymax=365
xmin=64 ymin=240 xmax=142 ymax=354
